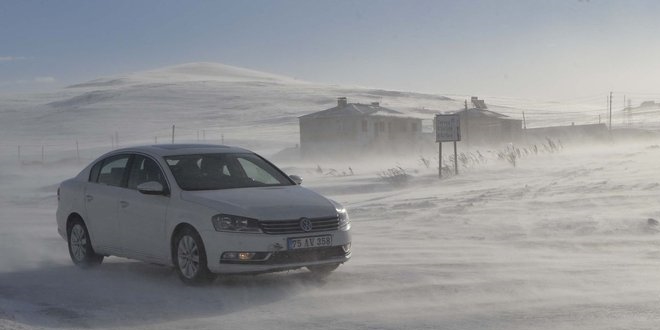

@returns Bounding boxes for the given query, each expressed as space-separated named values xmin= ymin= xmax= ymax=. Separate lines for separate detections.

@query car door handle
xmin=85 ymin=195 xmax=94 ymax=202
xmin=120 ymin=201 xmax=129 ymax=208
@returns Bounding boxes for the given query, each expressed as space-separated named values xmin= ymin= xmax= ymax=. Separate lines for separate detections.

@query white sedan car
xmin=56 ymin=144 xmax=352 ymax=284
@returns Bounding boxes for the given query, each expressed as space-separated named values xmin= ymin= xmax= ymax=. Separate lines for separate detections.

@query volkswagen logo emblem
xmin=299 ymin=218 xmax=313 ymax=232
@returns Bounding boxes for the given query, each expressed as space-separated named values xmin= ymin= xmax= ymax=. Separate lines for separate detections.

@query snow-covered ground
xmin=2 ymin=63 xmax=660 ymax=329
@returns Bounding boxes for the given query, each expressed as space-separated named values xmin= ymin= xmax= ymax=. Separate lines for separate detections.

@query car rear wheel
xmin=68 ymin=218 xmax=103 ymax=267
xmin=173 ymin=227 xmax=215 ymax=284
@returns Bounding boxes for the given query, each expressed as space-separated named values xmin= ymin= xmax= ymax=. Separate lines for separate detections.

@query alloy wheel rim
xmin=70 ymin=224 xmax=87 ymax=261
xmin=177 ymin=235 xmax=200 ymax=279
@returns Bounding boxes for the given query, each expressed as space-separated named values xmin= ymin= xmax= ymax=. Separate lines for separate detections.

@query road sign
xmin=435 ymin=114 xmax=461 ymax=178
xmin=435 ymin=114 xmax=461 ymax=142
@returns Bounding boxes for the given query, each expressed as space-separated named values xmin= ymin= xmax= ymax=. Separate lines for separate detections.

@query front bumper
xmin=200 ymin=229 xmax=352 ymax=274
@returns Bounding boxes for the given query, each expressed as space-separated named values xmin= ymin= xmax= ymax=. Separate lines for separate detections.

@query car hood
xmin=180 ymin=185 xmax=337 ymax=220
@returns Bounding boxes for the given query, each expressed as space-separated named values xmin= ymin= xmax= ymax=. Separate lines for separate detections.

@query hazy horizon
xmin=2 ymin=1 xmax=660 ymax=101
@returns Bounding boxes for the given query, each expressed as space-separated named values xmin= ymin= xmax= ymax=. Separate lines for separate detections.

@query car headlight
xmin=337 ymin=208 xmax=350 ymax=230
xmin=212 ymin=214 xmax=262 ymax=233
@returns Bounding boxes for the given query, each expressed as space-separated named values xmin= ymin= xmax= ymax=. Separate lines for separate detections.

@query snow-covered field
xmin=3 ymin=63 xmax=660 ymax=329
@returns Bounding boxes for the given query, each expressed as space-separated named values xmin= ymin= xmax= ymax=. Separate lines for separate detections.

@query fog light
xmin=342 ymin=243 xmax=351 ymax=253
xmin=222 ymin=252 xmax=258 ymax=261
xmin=238 ymin=252 xmax=256 ymax=260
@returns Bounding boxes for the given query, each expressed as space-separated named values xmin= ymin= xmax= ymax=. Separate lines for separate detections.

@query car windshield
xmin=164 ymin=153 xmax=293 ymax=191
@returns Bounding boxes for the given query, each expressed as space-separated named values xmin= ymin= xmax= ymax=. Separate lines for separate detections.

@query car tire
xmin=307 ymin=263 xmax=340 ymax=277
xmin=173 ymin=227 xmax=215 ymax=285
xmin=67 ymin=217 xmax=104 ymax=267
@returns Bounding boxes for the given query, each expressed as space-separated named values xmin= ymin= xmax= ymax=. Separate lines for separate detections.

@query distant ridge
xmin=67 ymin=62 xmax=302 ymax=88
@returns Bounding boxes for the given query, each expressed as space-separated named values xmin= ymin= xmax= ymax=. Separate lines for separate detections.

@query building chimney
xmin=337 ymin=97 xmax=348 ymax=107
xmin=371 ymin=102 xmax=380 ymax=107
xmin=471 ymin=96 xmax=487 ymax=109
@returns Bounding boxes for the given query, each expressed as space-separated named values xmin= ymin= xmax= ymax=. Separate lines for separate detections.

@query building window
xmin=412 ymin=123 xmax=418 ymax=132
xmin=379 ymin=122 xmax=385 ymax=132
xmin=362 ymin=120 xmax=368 ymax=132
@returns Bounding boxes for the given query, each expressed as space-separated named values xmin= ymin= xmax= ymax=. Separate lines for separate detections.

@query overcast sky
xmin=1 ymin=0 xmax=659 ymax=100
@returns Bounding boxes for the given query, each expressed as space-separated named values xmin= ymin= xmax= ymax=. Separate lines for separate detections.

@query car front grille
xmin=259 ymin=216 xmax=339 ymax=235
xmin=264 ymin=246 xmax=347 ymax=265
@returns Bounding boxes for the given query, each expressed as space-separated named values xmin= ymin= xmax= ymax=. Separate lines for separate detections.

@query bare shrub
xmin=378 ymin=166 xmax=410 ymax=185
xmin=418 ymin=156 xmax=431 ymax=169
xmin=506 ymin=151 xmax=517 ymax=167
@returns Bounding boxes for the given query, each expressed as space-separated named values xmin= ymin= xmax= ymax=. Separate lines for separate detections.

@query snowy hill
xmin=67 ymin=62 xmax=301 ymax=88
xmin=0 ymin=62 xmax=466 ymax=158
xmin=0 ymin=61 xmax=642 ymax=163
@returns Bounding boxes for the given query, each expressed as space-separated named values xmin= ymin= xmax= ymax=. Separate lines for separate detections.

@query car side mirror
xmin=137 ymin=181 xmax=167 ymax=195
xmin=289 ymin=175 xmax=303 ymax=185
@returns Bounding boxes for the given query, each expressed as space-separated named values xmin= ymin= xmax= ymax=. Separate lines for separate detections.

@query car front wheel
xmin=68 ymin=218 xmax=103 ymax=267
xmin=173 ymin=227 xmax=215 ymax=284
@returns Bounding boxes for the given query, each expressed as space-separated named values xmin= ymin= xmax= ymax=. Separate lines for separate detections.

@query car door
xmin=84 ymin=154 xmax=131 ymax=255
xmin=117 ymin=154 xmax=170 ymax=262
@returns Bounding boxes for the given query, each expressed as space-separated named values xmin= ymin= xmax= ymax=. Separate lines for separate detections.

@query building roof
xmin=449 ymin=97 xmax=520 ymax=121
xmin=300 ymin=103 xmax=409 ymax=119
xmin=453 ymin=108 xmax=516 ymax=120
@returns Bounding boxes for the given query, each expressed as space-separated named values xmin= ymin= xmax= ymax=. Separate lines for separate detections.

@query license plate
xmin=288 ymin=235 xmax=333 ymax=250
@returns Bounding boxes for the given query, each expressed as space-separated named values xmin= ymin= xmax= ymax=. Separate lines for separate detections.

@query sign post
xmin=438 ymin=142 xmax=442 ymax=177
xmin=435 ymin=114 xmax=461 ymax=178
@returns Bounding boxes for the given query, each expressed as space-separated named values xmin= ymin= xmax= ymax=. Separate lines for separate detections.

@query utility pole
xmin=627 ymin=98 xmax=633 ymax=127
xmin=522 ymin=111 xmax=528 ymax=143
xmin=464 ymin=99 xmax=469 ymax=150
xmin=171 ymin=125 xmax=175 ymax=144
xmin=623 ymin=95 xmax=626 ymax=125
xmin=609 ymin=91 xmax=613 ymax=131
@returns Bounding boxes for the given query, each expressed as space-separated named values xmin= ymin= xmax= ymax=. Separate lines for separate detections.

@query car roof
xmin=108 ymin=144 xmax=253 ymax=157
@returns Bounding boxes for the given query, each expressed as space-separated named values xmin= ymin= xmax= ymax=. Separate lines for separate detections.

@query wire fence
xmin=0 ymin=125 xmax=234 ymax=167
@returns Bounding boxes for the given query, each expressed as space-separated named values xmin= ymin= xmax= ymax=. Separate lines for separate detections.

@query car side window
xmin=96 ymin=155 xmax=131 ymax=187
xmin=127 ymin=155 xmax=168 ymax=190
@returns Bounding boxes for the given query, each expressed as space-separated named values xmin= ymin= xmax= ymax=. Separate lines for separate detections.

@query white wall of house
xmin=300 ymin=115 xmax=423 ymax=159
